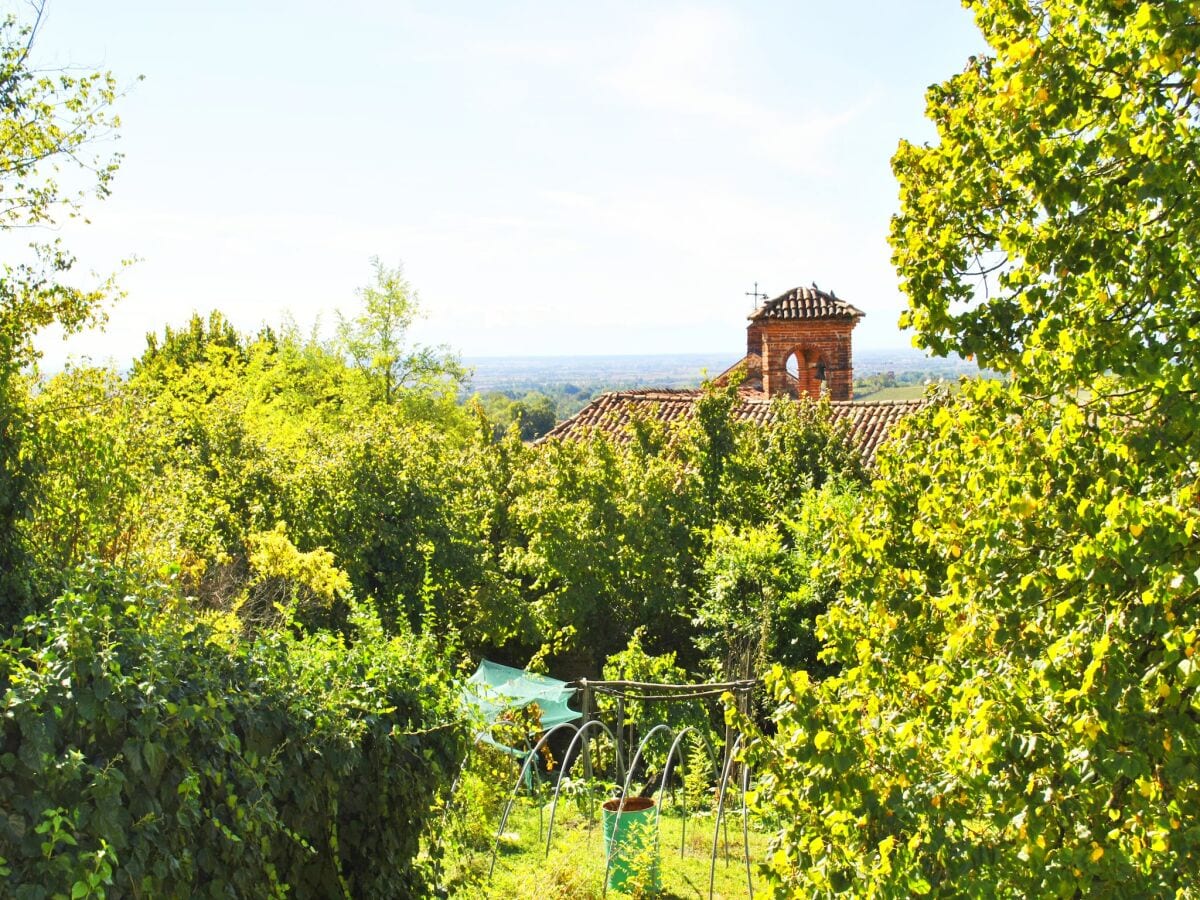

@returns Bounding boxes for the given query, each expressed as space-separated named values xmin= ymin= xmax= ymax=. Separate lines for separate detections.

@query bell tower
xmin=746 ymin=285 xmax=863 ymax=400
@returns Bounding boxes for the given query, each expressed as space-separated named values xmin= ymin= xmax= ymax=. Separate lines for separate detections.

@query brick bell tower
xmin=746 ymin=284 xmax=864 ymax=400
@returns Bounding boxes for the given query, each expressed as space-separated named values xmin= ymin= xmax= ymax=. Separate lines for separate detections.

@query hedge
xmin=0 ymin=571 xmax=465 ymax=898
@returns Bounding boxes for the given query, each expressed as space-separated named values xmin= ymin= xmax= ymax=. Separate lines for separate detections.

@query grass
xmin=444 ymin=796 xmax=770 ymax=899
xmin=853 ymin=383 xmax=937 ymax=401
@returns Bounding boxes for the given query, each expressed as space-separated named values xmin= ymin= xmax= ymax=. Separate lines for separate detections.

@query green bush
xmin=741 ymin=382 xmax=1200 ymax=896
xmin=600 ymin=629 xmax=717 ymax=773
xmin=0 ymin=569 xmax=465 ymax=898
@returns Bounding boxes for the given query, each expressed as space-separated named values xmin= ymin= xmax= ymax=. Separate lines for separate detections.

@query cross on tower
xmin=745 ymin=281 xmax=768 ymax=311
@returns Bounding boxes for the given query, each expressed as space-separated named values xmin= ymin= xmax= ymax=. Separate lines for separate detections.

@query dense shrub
xmin=0 ymin=570 xmax=466 ymax=898
xmin=742 ymin=382 xmax=1200 ymax=896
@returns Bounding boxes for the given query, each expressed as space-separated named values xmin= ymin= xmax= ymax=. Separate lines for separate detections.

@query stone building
xmin=544 ymin=283 xmax=923 ymax=466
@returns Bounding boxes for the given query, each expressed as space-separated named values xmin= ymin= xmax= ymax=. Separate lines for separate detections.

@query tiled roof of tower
xmin=751 ymin=285 xmax=865 ymax=321
xmin=541 ymin=389 xmax=927 ymax=467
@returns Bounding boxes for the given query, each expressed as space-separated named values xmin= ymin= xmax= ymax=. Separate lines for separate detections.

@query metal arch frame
xmin=709 ymin=731 xmax=753 ymax=900
xmin=543 ymin=722 xmax=723 ymax=863
xmin=543 ymin=718 xmax=620 ymax=857
xmin=664 ymin=726 xmax=721 ymax=859
xmin=479 ymin=678 xmax=759 ymax=898
xmin=488 ymin=720 xmax=583 ymax=879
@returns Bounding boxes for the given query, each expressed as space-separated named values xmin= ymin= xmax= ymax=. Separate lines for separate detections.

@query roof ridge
xmin=751 ymin=284 xmax=865 ymax=322
xmin=831 ymin=397 xmax=929 ymax=407
xmin=605 ymin=388 xmax=702 ymax=399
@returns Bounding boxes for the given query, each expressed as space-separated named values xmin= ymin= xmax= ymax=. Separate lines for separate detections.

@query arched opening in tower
xmin=785 ymin=350 xmax=802 ymax=386
xmin=785 ymin=347 xmax=827 ymax=398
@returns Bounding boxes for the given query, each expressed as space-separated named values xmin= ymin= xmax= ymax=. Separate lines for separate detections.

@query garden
xmin=442 ymin=663 xmax=768 ymax=899
xmin=3 ymin=0 xmax=1200 ymax=896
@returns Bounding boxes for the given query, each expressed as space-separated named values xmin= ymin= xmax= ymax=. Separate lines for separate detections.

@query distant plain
xmin=463 ymin=349 xmax=980 ymax=398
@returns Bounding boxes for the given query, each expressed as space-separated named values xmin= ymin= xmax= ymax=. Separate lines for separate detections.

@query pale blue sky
xmin=28 ymin=1 xmax=984 ymax=367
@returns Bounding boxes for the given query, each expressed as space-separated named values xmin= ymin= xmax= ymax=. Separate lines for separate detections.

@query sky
xmin=24 ymin=1 xmax=985 ymax=368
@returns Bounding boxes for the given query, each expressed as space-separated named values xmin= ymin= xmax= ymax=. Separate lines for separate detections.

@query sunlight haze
xmin=28 ymin=1 xmax=982 ymax=368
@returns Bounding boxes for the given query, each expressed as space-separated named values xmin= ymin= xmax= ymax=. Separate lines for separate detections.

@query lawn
xmin=445 ymin=796 xmax=769 ymax=899
xmin=853 ymin=382 xmax=937 ymax=401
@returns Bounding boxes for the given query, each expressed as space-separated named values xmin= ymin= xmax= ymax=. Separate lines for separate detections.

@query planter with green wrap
xmin=601 ymin=796 xmax=660 ymax=894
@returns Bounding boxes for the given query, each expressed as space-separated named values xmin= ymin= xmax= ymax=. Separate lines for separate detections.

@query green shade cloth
xmin=462 ymin=660 xmax=581 ymax=757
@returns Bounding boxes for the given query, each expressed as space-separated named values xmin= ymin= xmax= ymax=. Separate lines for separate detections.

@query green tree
xmin=745 ymin=2 xmax=1200 ymax=895
xmin=505 ymin=385 xmax=866 ymax=674
xmin=507 ymin=421 xmax=704 ymax=670
xmin=696 ymin=524 xmax=785 ymax=684
xmin=133 ymin=310 xmax=248 ymax=382
xmin=472 ymin=390 xmax=559 ymax=441
xmin=716 ymin=393 xmax=865 ymax=527
xmin=891 ymin=0 xmax=1200 ymax=401
xmin=506 ymin=392 xmax=557 ymax=441
xmin=0 ymin=4 xmax=124 ymax=624
xmin=335 ymin=258 xmax=463 ymax=405
xmin=694 ymin=483 xmax=852 ymax=686
xmin=23 ymin=367 xmax=152 ymax=596
xmin=746 ymin=383 xmax=1200 ymax=897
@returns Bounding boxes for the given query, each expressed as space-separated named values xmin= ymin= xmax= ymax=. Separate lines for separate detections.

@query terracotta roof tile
xmin=751 ymin=285 xmax=865 ymax=321
xmin=542 ymin=389 xmax=926 ymax=467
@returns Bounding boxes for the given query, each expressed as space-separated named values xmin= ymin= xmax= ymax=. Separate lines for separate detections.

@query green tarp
xmin=462 ymin=659 xmax=581 ymax=757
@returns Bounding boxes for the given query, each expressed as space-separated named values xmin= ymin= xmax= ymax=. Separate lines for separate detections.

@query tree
xmin=507 ymin=422 xmax=705 ymax=670
xmin=22 ymin=366 xmax=152 ymax=597
xmin=744 ymin=2 xmax=1200 ymax=895
xmin=747 ymin=382 xmax=1200 ymax=897
xmin=335 ymin=257 xmax=463 ymax=405
xmin=507 ymin=392 xmax=557 ymax=441
xmin=694 ymin=483 xmax=852 ymax=687
xmin=0 ymin=3 xmax=124 ymax=624
xmin=891 ymin=0 xmax=1200 ymax=402
xmin=475 ymin=391 xmax=558 ymax=441
xmin=0 ymin=1 xmax=124 ymax=371
xmin=134 ymin=310 xmax=247 ymax=379
xmin=695 ymin=523 xmax=786 ymax=684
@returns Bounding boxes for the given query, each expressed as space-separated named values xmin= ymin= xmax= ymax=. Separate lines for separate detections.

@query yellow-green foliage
xmin=247 ymin=524 xmax=350 ymax=607
xmin=0 ymin=0 xmax=125 ymax=623
xmin=21 ymin=299 xmax=866 ymax=678
xmin=892 ymin=0 xmax=1200 ymax=402
xmin=248 ymin=525 xmax=347 ymax=599
xmin=744 ymin=381 xmax=1200 ymax=896
xmin=742 ymin=1 xmax=1200 ymax=894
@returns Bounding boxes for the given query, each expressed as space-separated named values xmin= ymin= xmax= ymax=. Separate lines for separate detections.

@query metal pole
xmin=615 ymin=695 xmax=626 ymax=784
xmin=581 ymin=680 xmax=594 ymax=781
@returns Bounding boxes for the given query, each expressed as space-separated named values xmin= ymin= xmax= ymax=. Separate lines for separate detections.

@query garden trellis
xmin=465 ymin=668 xmax=759 ymax=899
